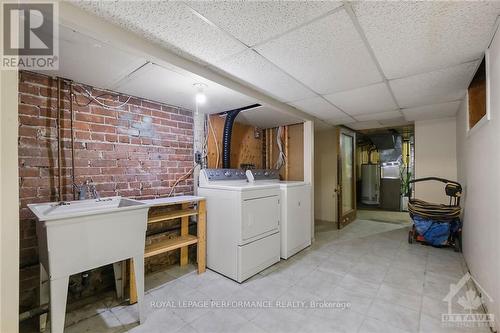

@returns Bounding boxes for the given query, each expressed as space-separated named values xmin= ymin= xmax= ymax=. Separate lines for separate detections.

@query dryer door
xmin=241 ymin=195 xmax=279 ymax=241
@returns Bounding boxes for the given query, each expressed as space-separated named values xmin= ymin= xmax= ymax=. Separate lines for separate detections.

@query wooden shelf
xmin=148 ymin=208 xmax=197 ymax=224
xmin=144 ymin=235 xmax=198 ymax=258
xmin=129 ymin=198 xmax=206 ymax=305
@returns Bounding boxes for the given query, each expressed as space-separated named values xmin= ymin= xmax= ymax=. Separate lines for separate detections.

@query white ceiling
xmin=353 ymin=1 xmax=500 ymax=78
xmin=255 ymin=10 xmax=383 ymax=95
xmin=69 ymin=1 xmax=500 ymax=128
xmin=325 ymin=82 xmax=398 ymax=117
xmin=213 ymin=49 xmax=315 ymax=103
xmin=402 ymin=101 xmax=462 ymax=122
xmin=112 ymin=62 xmax=258 ymax=114
xmin=235 ymin=106 xmax=303 ymax=128
xmin=50 ymin=26 xmax=261 ymax=115
xmin=45 ymin=25 xmax=148 ymax=89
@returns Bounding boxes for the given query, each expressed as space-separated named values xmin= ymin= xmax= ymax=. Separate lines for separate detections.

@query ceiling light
xmin=195 ymin=92 xmax=206 ymax=104
xmin=193 ymin=83 xmax=207 ymax=105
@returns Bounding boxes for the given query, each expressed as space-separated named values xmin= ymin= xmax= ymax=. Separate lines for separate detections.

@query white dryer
xmin=246 ymin=169 xmax=312 ymax=259
xmin=198 ymin=169 xmax=281 ymax=282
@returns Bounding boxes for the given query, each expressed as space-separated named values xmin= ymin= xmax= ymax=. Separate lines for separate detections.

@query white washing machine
xmin=198 ymin=169 xmax=281 ymax=282
xmin=246 ymin=169 xmax=312 ymax=259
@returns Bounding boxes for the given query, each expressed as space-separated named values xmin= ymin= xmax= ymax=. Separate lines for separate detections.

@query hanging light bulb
xmin=193 ymin=83 xmax=207 ymax=105
xmin=195 ymin=92 xmax=206 ymax=104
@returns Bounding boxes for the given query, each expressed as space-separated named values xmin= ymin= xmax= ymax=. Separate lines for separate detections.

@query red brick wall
xmin=18 ymin=71 xmax=194 ymax=310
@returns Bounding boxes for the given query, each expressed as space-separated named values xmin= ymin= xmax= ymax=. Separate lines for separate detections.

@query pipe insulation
xmin=222 ymin=110 xmax=241 ymax=168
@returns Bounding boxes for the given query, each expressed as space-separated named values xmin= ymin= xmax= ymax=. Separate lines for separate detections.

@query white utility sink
xmin=28 ymin=197 xmax=149 ymax=333
xmin=29 ymin=196 xmax=144 ymax=220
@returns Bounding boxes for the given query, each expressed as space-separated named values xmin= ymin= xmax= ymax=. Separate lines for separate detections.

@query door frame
xmin=336 ymin=127 xmax=357 ymax=229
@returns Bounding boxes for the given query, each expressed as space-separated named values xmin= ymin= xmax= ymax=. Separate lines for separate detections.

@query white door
xmin=285 ymin=185 xmax=311 ymax=256
xmin=241 ymin=195 xmax=280 ymax=241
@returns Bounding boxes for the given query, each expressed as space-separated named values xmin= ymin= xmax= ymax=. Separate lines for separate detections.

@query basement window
xmin=468 ymin=57 xmax=487 ymax=130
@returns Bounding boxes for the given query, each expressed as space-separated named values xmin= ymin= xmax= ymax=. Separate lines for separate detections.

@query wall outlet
xmin=195 ymin=151 xmax=202 ymax=164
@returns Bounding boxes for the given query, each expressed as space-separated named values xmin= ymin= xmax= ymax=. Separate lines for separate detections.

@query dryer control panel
xmin=203 ymin=169 xmax=247 ymax=181
xmin=246 ymin=169 xmax=280 ymax=182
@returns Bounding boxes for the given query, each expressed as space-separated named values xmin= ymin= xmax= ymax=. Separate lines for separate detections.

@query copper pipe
xmin=56 ymin=78 xmax=63 ymax=201
xmin=69 ymin=81 xmax=76 ymax=199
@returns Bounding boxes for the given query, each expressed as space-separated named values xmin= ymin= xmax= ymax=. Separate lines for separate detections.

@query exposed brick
xmin=18 ymin=71 xmax=194 ymax=310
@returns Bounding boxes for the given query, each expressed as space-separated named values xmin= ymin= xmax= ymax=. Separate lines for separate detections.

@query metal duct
xmin=368 ymin=133 xmax=396 ymax=150
xmin=222 ymin=104 xmax=260 ymax=168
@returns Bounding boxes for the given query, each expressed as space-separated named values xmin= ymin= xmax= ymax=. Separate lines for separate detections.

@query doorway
xmin=355 ymin=126 xmax=414 ymax=225
xmin=337 ymin=127 xmax=357 ymax=229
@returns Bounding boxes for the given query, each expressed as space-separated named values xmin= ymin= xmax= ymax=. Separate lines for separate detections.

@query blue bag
xmin=412 ymin=215 xmax=460 ymax=246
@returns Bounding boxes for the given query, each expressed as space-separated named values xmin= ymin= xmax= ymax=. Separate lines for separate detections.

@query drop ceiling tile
xmin=289 ymin=97 xmax=351 ymax=120
xmin=346 ymin=121 xmax=384 ymax=130
xmin=354 ymin=110 xmax=402 ymax=122
xmin=45 ymin=26 xmax=147 ymax=90
xmin=186 ymin=1 xmax=342 ymax=46
xmin=236 ymin=106 xmax=303 ymax=128
xmin=325 ymin=116 xmax=356 ymax=126
xmin=390 ymin=61 xmax=478 ymax=108
xmin=113 ymin=63 xmax=256 ymax=113
xmin=324 ymin=82 xmax=397 ymax=116
xmin=378 ymin=118 xmax=413 ymax=127
xmin=72 ymin=1 xmax=246 ymax=66
xmin=402 ymin=101 xmax=461 ymax=122
xmin=213 ymin=50 xmax=315 ymax=103
xmin=256 ymin=9 xmax=382 ymax=95
xmin=315 ymin=120 xmax=335 ymax=131
xmin=353 ymin=1 xmax=500 ymax=78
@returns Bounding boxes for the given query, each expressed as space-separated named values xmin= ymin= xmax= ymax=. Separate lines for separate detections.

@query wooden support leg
xmin=180 ymin=203 xmax=189 ymax=266
xmin=39 ymin=264 xmax=49 ymax=332
xmin=113 ymin=261 xmax=125 ymax=299
xmin=132 ymin=255 xmax=145 ymax=324
xmin=129 ymin=258 xmax=137 ymax=305
xmin=49 ymin=276 xmax=69 ymax=333
xmin=197 ymin=200 xmax=206 ymax=274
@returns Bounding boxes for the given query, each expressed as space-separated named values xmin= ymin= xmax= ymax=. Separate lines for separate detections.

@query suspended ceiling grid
xmin=71 ymin=1 xmax=500 ymax=129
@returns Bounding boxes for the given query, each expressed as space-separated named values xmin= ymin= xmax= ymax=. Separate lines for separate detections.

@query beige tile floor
xmin=26 ymin=219 xmax=491 ymax=333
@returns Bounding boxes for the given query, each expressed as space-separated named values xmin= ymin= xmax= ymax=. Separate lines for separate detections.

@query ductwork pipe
xmin=222 ymin=110 xmax=241 ymax=169
xmin=221 ymin=104 xmax=260 ymax=169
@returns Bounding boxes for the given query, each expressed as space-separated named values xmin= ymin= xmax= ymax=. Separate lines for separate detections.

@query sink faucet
xmin=88 ymin=182 xmax=100 ymax=200
xmin=73 ymin=179 xmax=100 ymax=200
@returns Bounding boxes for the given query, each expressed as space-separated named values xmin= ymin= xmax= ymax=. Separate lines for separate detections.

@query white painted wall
xmin=414 ymin=118 xmax=457 ymax=204
xmin=0 ymin=69 xmax=20 ymax=333
xmin=314 ymin=128 xmax=337 ymax=222
xmin=303 ymin=121 xmax=316 ymax=238
xmin=456 ymin=27 xmax=500 ymax=331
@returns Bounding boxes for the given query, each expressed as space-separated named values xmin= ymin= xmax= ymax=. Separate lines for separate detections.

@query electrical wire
xmin=275 ymin=126 xmax=286 ymax=170
xmin=208 ymin=114 xmax=219 ymax=169
xmin=167 ymin=163 xmax=199 ymax=197
xmin=79 ymin=86 xmax=132 ymax=109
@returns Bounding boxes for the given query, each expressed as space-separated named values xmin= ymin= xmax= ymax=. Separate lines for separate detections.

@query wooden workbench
xmin=129 ymin=195 xmax=206 ymax=304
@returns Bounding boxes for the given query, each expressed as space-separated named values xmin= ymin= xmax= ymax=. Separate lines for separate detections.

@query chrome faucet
xmin=73 ymin=179 xmax=100 ymax=200
xmin=88 ymin=182 xmax=100 ymax=200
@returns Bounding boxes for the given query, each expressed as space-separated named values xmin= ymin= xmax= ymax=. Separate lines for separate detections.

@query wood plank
xmin=148 ymin=208 xmax=197 ymax=224
xmin=286 ymin=123 xmax=304 ymax=181
xmin=180 ymin=203 xmax=189 ymax=266
xmin=129 ymin=259 xmax=137 ymax=304
xmin=145 ymin=235 xmax=198 ymax=258
xmin=468 ymin=57 xmax=486 ymax=129
xmin=197 ymin=200 xmax=206 ymax=274
xmin=207 ymin=115 xmax=263 ymax=169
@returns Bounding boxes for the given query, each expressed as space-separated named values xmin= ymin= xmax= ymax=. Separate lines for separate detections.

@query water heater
xmin=361 ymin=164 xmax=380 ymax=205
